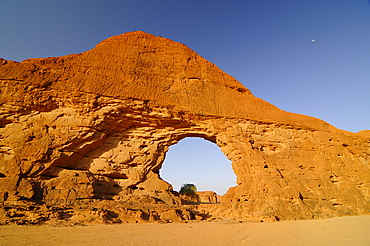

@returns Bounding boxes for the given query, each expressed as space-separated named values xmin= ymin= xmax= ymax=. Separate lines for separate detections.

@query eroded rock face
xmin=0 ymin=31 xmax=369 ymax=223
xmin=197 ymin=191 xmax=218 ymax=204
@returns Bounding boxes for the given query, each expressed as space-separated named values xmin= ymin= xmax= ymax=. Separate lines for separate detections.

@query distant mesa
xmin=0 ymin=31 xmax=369 ymax=225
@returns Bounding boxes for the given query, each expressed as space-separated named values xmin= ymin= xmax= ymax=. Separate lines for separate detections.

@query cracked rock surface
xmin=0 ymin=31 xmax=369 ymax=224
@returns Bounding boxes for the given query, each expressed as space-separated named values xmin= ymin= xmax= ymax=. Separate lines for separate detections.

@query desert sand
xmin=0 ymin=215 xmax=369 ymax=246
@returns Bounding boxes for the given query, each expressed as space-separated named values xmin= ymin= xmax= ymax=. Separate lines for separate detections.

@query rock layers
xmin=0 ymin=31 xmax=369 ymax=224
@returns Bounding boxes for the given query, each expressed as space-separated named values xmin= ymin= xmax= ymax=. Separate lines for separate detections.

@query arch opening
xmin=159 ymin=137 xmax=237 ymax=196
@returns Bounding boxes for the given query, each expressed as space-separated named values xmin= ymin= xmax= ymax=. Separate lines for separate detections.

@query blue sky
xmin=1 ymin=1 xmax=369 ymax=194
xmin=161 ymin=138 xmax=235 ymax=195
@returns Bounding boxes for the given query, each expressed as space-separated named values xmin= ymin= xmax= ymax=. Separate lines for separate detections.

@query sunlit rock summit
xmin=0 ymin=31 xmax=369 ymax=224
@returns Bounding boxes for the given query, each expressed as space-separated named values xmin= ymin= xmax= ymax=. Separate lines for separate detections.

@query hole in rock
xmin=160 ymin=137 xmax=237 ymax=195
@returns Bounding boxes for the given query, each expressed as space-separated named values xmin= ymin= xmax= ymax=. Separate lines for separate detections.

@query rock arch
xmin=0 ymin=31 xmax=369 ymax=222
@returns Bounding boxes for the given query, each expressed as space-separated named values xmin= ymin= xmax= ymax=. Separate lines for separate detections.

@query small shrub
xmin=179 ymin=184 xmax=197 ymax=196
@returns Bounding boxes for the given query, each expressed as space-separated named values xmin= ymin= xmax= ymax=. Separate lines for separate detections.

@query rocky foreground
xmin=0 ymin=31 xmax=369 ymax=225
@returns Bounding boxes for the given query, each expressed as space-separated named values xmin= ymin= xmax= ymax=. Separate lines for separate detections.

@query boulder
xmin=197 ymin=191 xmax=218 ymax=203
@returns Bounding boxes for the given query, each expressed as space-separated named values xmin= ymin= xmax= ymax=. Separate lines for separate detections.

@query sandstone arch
xmin=0 ymin=31 xmax=369 ymax=223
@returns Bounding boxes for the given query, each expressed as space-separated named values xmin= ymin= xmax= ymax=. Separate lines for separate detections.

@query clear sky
xmin=1 ymin=1 xmax=369 ymax=194
xmin=161 ymin=138 xmax=235 ymax=195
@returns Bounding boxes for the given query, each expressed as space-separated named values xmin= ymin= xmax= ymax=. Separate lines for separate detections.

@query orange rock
xmin=0 ymin=31 xmax=369 ymax=223
xmin=197 ymin=191 xmax=218 ymax=203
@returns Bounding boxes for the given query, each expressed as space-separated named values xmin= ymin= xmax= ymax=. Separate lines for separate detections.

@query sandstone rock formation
xmin=0 ymin=31 xmax=369 ymax=224
xmin=197 ymin=191 xmax=218 ymax=204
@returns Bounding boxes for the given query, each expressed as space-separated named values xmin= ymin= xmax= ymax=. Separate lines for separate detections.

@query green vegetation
xmin=179 ymin=183 xmax=197 ymax=196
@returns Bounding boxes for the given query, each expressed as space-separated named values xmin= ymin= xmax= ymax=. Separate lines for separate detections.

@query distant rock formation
xmin=0 ymin=31 xmax=369 ymax=224
xmin=197 ymin=191 xmax=218 ymax=203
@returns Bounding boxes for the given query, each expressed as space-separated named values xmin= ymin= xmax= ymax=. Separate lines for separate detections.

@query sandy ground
xmin=0 ymin=215 xmax=369 ymax=246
